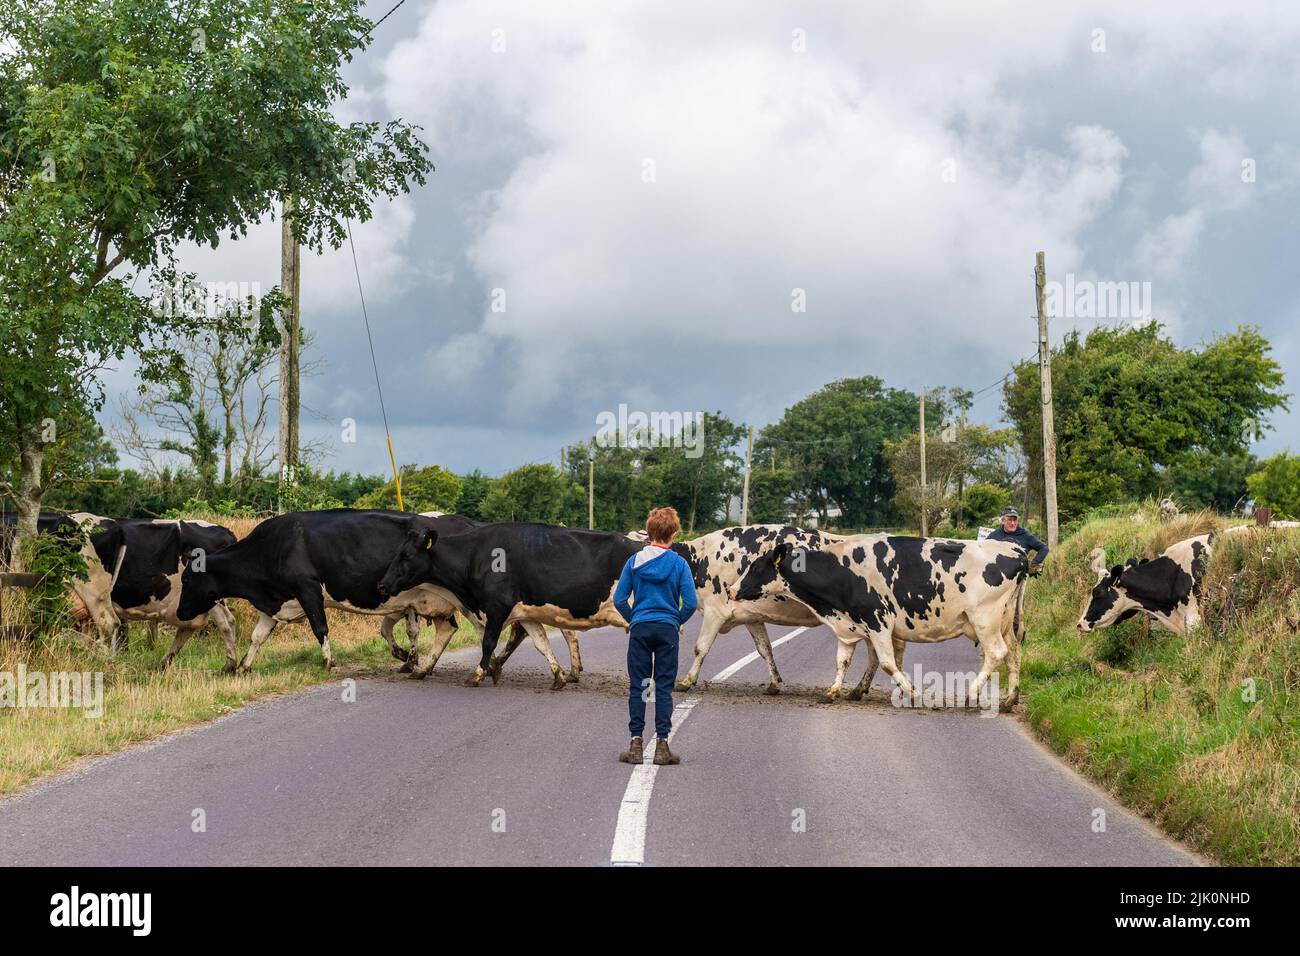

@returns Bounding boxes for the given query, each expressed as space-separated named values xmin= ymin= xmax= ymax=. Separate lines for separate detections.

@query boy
xmin=613 ymin=506 xmax=698 ymax=766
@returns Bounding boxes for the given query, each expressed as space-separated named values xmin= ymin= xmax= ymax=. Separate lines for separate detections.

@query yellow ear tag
xmin=425 ymin=539 xmax=433 ymax=550
xmin=773 ymin=552 xmax=782 ymax=566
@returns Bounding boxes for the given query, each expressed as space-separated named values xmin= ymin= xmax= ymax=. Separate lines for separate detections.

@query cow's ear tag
xmin=773 ymin=551 xmax=783 ymax=566
xmin=425 ymin=538 xmax=433 ymax=550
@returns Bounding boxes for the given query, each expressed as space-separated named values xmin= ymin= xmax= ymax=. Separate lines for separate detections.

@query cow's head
xmin=177 ymin=557 xmax=221 ymax=621
xmin=378 ymin=517 xmax=439 ymax=598
xmin=730 ymin=541 xmax=793 ymax=602
xmin=1076 ymin=547 xmax=1142 ymax=632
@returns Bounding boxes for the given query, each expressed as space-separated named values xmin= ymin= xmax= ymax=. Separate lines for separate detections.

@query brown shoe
xmin=653 ymin=739 xmax=680 ymax=765
xmin=619 ymin=737 xmax=644 ymax=763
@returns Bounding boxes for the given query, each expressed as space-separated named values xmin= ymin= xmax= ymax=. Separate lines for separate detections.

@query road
xmin=0 ymin=618 xmax=1197 ymax=866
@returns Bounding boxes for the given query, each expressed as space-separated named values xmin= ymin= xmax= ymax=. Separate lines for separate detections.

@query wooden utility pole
xmin=740 ymin=425 xmax=753 ymax=525
xmin=918 ymin=390 xmax=928 ymax=537
xmin=587 ymin=450 xmax=595 ymax=530
xmin=278 ymin=196 xmax=301 ymax=493
xmin=1035 ymin=251 xmax=1059 ymax=550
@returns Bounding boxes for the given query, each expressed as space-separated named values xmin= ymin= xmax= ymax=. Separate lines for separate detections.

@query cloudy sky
xmin=103 ymin=0 xmax=1300 ymax=477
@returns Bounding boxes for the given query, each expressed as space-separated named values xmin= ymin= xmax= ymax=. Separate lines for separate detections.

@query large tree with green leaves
xmin=757 ymin=377 xmax=945 ymax=528
xmin=1004 ymin=324 xmax=1287 ymax=519
xmin=0 ymin=0 xmax=430 ymax=537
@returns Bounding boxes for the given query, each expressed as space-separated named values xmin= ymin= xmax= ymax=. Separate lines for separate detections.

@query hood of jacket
xmin=631 ymin=545 xmax=676 ymax=582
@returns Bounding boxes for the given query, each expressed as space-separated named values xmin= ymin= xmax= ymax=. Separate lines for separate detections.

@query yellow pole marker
xmin=387 ymin=435 xmax=404 ymax=512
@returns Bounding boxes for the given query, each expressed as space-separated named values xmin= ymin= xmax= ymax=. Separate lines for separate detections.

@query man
xmin=614 ymin=506 xmax=698 ymax=766
xmin=986 ymin=506 xmax=1048 ymax=573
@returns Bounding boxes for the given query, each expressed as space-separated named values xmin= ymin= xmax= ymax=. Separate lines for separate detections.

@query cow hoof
xmin=550 ymin=675 xmax=566 ymax=691
xmin=221 ymin=661 xmax=237 ymax=675
xmin=157 ymin=658 xmax=173 ymax=672
xmin=674 ymin=679 xmax=694 ymax=692
xmin=411 ymin=669 xmax=430 ymax=681
xmin=764 ymin=683 xmax=781 ymax=696
xmin=566 ymin=671 xmax=581 ymax=684
xmin=824 ymin=689 xmax=841 ymax=702
xmin=391 ymin=647 xmax=410 ymax=663
xmin=487 ymin=664 xmax=503 ymax=684
xmin=397 ymin=661 xmax=413 ymax=674
xmin=846 ymin=689 xmax=864 ymax=702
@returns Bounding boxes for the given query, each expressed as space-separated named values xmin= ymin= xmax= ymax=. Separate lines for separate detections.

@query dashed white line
xmin=709 ymin=626 xmax=808 ymax=682
xmin=608 ymin=625 xmax=811 ymax=866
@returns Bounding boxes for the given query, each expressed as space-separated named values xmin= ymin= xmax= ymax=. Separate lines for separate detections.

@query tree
xmin=355 ymin=465 xmax=461 ymax=514
xmin=454 ymin=469 xmax=494 ymax=521
xmin=1165 ymin=449 xmax=1257 ymax=513
xmin=758 ymin=377 xmax=941 ymax=528
xmin=649 ymin=411 xmax=743 ymax=533
xmin=0 ymin=0 xmax=431 ymax=540
xmin=885 ymin=424 xmax=1018 ymax=530
xmin=1246 ymin=452 xmax=1300 ymax=519
xmin=480 ymin=464 xmax=582 ymax=525
xmin=1004 ymin=324 xmax=1288 ymax=519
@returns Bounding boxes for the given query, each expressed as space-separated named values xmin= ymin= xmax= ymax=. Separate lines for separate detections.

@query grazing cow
xmin=731 ymin=536 xmax=1029 ymax=708
xmin=2 ymin=512 xmax=124 ymax=641
xmin=176 ymin=509 xmax=482 ymax=673
xmin=97 ymin=519 xmax=241 ymax=670
xmin=376 ymin=518 xmax=641 ymax=689
xmin=1076 ymin=532 xmax=1214 ymax=636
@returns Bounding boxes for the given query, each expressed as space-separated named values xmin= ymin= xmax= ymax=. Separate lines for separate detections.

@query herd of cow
xmin=1 ymin=507 xmax=1264 ymax=708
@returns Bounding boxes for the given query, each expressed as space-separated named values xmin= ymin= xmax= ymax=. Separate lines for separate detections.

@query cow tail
xmin=1013 ymin=569 xmax=1028 ymax=643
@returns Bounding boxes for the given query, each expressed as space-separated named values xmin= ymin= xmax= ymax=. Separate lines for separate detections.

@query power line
xmin=369 ymin=0 xmax=408 ymax=33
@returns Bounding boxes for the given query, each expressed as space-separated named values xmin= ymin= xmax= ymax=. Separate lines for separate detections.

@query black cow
xmin=377 ymin=518 xmax=641 ymax=689
xmin=1077 ymin=532 xmax=1214 ymax=636
xmin=176 ymin=509 xmax=481 ymax=673
xmin=99 ymin=519 xmax=240 ymax=669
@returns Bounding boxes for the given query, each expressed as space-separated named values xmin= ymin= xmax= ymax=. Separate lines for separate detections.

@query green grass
xmin=1019 ymin=502 xmax=1300 ymax=864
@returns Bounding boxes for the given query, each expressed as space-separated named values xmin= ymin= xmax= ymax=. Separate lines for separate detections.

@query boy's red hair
xmin=646 ymin=507 xmax=681 ymax=543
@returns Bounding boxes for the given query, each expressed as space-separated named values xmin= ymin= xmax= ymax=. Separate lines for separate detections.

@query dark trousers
xmin=627 ymin=620 xmax=679 ymax=739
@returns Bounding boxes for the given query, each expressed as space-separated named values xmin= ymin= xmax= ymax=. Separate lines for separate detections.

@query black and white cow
xmin=731 ymin=536 xmax=1029 ymax=707
xmin=377 ymin=518 xmax=641 ymax=689
xmin=2 ymin=511 xmax=125 ymax=641
xmin=1076 ymin=532 xmax=1214 ymax=636
xmin=669 ymin=525 xmax=854 ymax=694
xmin=176 ymin=509 xmax=483 ymax=673
xmin=97 ymin=519 xmax=240 ymax=670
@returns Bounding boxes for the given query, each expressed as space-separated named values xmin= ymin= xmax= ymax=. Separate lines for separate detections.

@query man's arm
xmin=1025 ymin=531 xmax=1049 ymax=565
xmin=614 ymin=559 xmax=634 ymax=623
xmin=676 ymin=558 xmax=698 ymax=626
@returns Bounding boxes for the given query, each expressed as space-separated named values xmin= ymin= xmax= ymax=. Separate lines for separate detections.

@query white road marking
xmin=609 ymin=625 xmax=811 ymax=866
xmin=709 ymin=626 xmax=809 ymax=682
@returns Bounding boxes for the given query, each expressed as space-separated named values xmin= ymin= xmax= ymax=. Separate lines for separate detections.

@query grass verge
xmin=1020 ymin=501 xmax=1300 ymax=865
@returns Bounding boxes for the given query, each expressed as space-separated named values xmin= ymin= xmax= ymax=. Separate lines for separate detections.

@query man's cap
xmin=1001 ymin=506 xmax=1020 ymax=519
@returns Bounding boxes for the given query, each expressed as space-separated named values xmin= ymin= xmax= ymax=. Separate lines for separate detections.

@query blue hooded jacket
xmin=614 ymin=545 xmax=698 ymax=629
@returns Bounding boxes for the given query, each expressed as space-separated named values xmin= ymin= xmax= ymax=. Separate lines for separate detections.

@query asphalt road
xmin=0 ymin=618 xmax=1197 ymax=866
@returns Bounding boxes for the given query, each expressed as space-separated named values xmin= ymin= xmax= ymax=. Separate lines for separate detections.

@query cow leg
xmin=487 ymin=624 xmax=528 ymax=683
xmin=469 ymin=616 xmax=506 ymax=686
xmin=295 ymin=586 xmax=333 ymax=670
xmin=379 ymin=612 xmax=411 ymax=670
xmin=159 ymin=625 xmax=196 ymax=670
xmin=825 ymin=637 xmax=858 ymax=701
xmin=237 ymin=614 xmax=279 ymax=674
xmin=676 ymin=608 xmax=726 ymax=691
xmin=863 ymin=629 xmax=917 ymax=703
xmin=745 ymin=622 xmax=783 ymax=695
xmin=562 ymin=629 xmax=583 ymax=683
xmin=210 ymin=602 xmax=239 ymax=674
xmin=411 ymin=616 xmax=460 ymax=680
xmin=522 ymin=621 xmax=566 ymax=690
xmin=967 ymin=622 xmax=1009 ymax=708
xmin=1001 ymin=632 xmax=1020 ymax=711
xmin=848 ymin=636 xmax=905 ymax=702
xmin=404 ymin=608 xmax=421 ymax=668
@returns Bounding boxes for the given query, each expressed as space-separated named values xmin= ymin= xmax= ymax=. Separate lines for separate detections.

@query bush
xmin=1246 ymin=452 xmax=1300 ymax=519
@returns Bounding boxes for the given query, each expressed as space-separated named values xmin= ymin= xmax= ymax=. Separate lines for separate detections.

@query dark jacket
xmin=987 ymin=525 xmax=1049 ymax=563
xmin=614 ymin=545 xmax=698 ymax=629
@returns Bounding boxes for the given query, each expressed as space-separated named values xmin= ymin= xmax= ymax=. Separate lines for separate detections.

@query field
xmin=1020 ymin=503 xmax=1300 ymax=865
